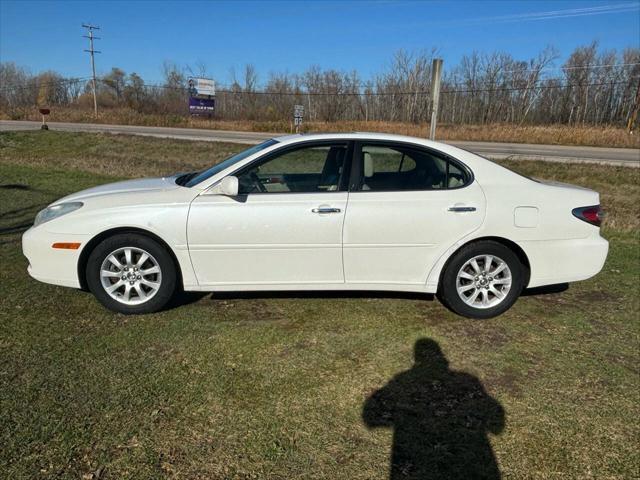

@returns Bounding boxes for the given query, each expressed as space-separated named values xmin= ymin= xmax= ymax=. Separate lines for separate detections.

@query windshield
xmin=184 ymin=139 xmax=279 ymax=187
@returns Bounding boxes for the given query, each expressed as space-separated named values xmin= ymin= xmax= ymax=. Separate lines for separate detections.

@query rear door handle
xmin=312 ymin=207 xmax=341 ymax=214
xmin=448 ymin=206 xmax=477 ymax=212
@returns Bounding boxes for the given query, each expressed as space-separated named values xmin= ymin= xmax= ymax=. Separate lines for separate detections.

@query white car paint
xmin=342 ymin=183 xmax=486 ymax=286
xmin=188 ymin=191 xmax=348 ymax=286
xmin=22 ymin=132 xmax=608 ymax=299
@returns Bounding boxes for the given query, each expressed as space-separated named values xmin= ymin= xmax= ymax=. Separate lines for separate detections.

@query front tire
xmin=86 ymin=233 xmax=177 ymax=314
xmin=438 ymin=240 xmax=525 ymax=319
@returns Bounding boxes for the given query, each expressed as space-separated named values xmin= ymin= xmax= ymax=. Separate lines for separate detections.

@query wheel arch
xmin=434 ymin=236 xmax=531 ymax=292
xmin=77 ymin=227 xmax=184 ymax=291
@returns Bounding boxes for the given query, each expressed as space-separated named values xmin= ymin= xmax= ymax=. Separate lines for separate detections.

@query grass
xmin=0 ymin=131 xmax=639 ymax=479
xmin=4 ymin=106 xmax=640 ymax=148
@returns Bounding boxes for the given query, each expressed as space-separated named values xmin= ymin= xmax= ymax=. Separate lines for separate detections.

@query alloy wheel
xmin=99 ymin=247 xmax=162 ymax=305
xmin=455 ymin=254 xmax=512 ymax=309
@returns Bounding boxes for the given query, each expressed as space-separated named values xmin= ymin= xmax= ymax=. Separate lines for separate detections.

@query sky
xmin=1 ymin=0 xmax=639 ymax=86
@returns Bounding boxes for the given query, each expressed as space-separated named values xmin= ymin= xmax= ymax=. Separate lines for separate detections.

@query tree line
xmin=1 ymin=42 xmax=639 ymax=126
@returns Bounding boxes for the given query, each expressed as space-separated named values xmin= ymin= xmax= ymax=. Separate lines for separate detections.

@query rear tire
xmin=437 ymin=240 xmax=525 ymax=319
xmin=86 ymin=233 xmax=177 ymax=314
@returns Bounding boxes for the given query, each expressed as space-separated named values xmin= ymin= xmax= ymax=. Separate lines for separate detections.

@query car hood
xmin=55 ymin=176 xmax=180 ymax=204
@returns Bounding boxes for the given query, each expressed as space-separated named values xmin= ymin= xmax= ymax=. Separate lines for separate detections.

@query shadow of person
xmin=363 ymin=338 xmax=505 ymax=479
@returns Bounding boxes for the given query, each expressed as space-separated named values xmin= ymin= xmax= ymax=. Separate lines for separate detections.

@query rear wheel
xmin=86 ymin=233 xmax=177 ymax=314
xmin=438 ymin=240 xmax=525 ymax=319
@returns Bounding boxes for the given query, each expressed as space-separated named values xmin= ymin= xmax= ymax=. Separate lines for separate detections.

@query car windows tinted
xmin=359 ymin=144 xmax=469 ymax=191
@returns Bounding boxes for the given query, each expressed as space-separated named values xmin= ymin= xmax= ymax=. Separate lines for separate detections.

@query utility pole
xmin=429 ymin=58 xmax=443 ymax=140
xmin=82 ymin=24 xmax=101 ymax=118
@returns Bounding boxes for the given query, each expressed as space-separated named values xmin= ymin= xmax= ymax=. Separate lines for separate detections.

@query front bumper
xmin=22 ymin=226 xmax=92 ymax=289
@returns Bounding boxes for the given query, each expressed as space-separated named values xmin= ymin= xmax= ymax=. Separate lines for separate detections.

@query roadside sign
xmin=293 ymin=104 xmax=304 ymax=131
xmin=189 ymin=97 xmax=215 ymax=115
xmin=188 ymin=77 xmax=216 ymax=97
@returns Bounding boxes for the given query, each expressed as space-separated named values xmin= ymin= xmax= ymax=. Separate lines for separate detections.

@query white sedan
xmin=22 ymin=133 xmax=608 ymax=318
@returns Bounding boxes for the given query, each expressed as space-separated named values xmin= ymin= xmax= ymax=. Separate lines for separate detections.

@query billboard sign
xmin=189 ymin=96 xmax=215 ymax=115
xmin=188 ymin=77 xmax=216 ymax=97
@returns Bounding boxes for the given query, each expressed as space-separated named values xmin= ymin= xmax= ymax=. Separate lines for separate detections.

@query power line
xmin=0 ymin=77 xmax=91 ymax=93
xmin=453 ymin=2 xmax=640 ymax=26
xmin=0 ymin=76 xmax=637 ymax=97
xmin=2 ymin=61 xmax=637 ymax=94
xmin=129 ymin=62 xmax=640 ymax=92
xmin=449 ymin=61 xmax=640 ymax=78
xmin=131 ymin=78 xmax=638 ymax=96
xmin=441 ymin=79 xmax=638 ymax=95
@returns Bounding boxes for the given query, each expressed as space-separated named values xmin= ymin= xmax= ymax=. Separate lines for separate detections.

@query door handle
xmin=312 ymin=207 xmax=341 ymax=214
xmin=448 ymin=206 xmax=477 ymax=212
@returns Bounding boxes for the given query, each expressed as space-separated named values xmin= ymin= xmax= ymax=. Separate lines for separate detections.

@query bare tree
xmin=2 ymin=43 xmax=638 ymax=127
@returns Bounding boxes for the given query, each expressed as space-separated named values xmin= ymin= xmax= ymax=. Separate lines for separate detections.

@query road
xmin=2 ymin=120 xmax=638 ymax=167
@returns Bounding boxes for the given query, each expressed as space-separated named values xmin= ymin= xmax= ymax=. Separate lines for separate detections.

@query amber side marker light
xmin=52 ymin=242 xmax=81 ymax=250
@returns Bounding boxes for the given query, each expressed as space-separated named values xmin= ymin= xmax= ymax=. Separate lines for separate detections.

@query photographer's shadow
xmin=363 ymin=338 xmax=505 ymax=479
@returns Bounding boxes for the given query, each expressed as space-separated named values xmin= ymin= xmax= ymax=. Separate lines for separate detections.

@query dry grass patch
xmin=4 ymin=106 xmax=639 ymax=148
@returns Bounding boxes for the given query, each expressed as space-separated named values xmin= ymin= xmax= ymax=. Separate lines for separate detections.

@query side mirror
xmin=207 ymin=176 xmax=239 ymax=196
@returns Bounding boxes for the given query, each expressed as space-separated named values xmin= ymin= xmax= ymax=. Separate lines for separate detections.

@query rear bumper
xmin=520 ymin=233 xmax=609 ymax=288
xmin=22 ymin=226 xmax=90 ymax=289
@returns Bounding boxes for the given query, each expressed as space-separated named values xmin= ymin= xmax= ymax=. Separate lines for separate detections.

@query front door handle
xmin=448 ymin=206 xmax=477 ymax=212
xmin=312 ymin=207 xmax=341 ymax=214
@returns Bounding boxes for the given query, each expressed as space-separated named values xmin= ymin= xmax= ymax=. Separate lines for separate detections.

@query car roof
xmin=273 ymin=132 xmax=447 ymax=149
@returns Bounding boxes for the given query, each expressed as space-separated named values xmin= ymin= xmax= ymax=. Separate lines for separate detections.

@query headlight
xmin=34 ymin=202 xmax=84 ymax=227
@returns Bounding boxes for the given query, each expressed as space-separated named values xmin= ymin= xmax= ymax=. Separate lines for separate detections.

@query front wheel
xmin=86 ymin=233 xmax=177 ymax=314
xmin=438 ymin=241 xmax=526 ymax=319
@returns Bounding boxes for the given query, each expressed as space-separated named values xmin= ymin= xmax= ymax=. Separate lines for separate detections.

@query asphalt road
xmin=2 ymin=120 xmax=639 ymax=167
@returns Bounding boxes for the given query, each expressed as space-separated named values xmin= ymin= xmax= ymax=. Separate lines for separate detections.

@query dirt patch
xmin=278 ymin=337 xmax=319 ymax=358
xmin=576 ymin=290 xmax=612 ymax=304
xmin=483 ymin=367 xmax=525 ymax=397
xmin=528 ymin=292 xmax=572 ymax=308
xmin=420 ymin=310 xmax=452 ymax=327
xmin=605 ymin=353 xmax=639 ymax=375
xmin=205 ymin=297 xmax=290 ymax=324
xmin=434 ymin=318 xmax=514 ymax=349
xmin=522 ymin=288 xmax=624 ymax=323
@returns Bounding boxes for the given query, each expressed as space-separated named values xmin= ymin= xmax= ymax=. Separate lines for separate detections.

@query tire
xmin=86 ymin=233 xmax=177 ymax=314
xmin=437 ymin=240 xmax=525 ymax=319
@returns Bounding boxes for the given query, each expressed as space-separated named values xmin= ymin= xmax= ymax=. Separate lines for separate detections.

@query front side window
xmin=236 ymin=143 xmax=348 ymax=194
xmin=358 ymin=144 xmax=470 ymax=191
xmin=184 ymin=139 xmax=279 ymax=187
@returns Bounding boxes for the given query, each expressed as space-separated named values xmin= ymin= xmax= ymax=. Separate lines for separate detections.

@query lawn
xmin=0 ymin=131 xmax=638 ymax=479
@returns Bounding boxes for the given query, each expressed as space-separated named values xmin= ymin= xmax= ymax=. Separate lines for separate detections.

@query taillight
xmin=572 ymin=205 xmax=603 ymax=227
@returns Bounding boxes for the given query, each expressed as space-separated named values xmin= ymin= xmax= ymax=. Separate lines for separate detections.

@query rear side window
xmin=357 ymin=143 xmax=471 ymax=191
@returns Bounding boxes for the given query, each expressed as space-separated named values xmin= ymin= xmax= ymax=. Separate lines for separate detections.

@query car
xmin=21 ymin=132 xmax=608 ymax=319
